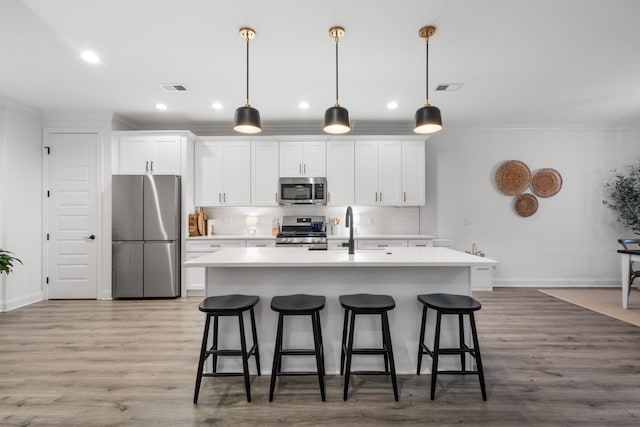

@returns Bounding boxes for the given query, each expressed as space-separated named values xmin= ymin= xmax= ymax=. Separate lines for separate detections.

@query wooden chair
xmin=618 ymin=239 xmax=640 ymax=298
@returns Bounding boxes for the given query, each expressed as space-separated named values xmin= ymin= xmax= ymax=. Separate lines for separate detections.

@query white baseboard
xmin=1 ymin=291 xmax=44 ymax=312
xmin=185 ymin=285 xmax=204 ymax=297
xmin=493 ymin=278 xmax=620 ymax=288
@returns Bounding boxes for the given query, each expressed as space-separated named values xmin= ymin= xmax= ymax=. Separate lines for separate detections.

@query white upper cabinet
xmin=326 ymin=140 xmax=354 ymax=205
xmin=355 ymin=140 xmax=424 ymax=206
xmin=118 ymin=134 xmax=182 ymax=175
xmin=355 ymin=140 xmax=401 ymax=205
xmin=195 ymin=141 xmax=251 ymax=206
xmin=251 ymin=140 xmax=279 ymax=206
xmin=401 ymin=140 xmax=425 ymax=205
xmin=279 ymin=141 xmax=326 ymax=177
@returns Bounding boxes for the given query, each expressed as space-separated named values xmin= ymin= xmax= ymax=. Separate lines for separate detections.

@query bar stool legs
xmin=194 ymin=295 xmax=260 ymax=404
xmin=269 ymin=294 xmax=326 ymax=402
xmin=417 ymin=293 xmax=487 ymax=401
xmin=339 ymin=294 xmax=398 ymax=402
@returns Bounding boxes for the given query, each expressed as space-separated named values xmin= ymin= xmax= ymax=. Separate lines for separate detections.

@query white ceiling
xmin=1 ymin=0 xmax=639 ymax=134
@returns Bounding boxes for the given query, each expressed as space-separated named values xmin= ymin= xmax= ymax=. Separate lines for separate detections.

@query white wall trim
xmin=1 ymin=290 xmax=43 ymax=312
xmin=494 ymin=278 xmax=620 ymax=288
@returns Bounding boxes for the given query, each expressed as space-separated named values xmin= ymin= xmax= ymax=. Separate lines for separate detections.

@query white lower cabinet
xmin=185 ymin=240 xmax=247 ymax=293
xmin=408 ymin=239 xmax=434 ymax=247
xmin=246 ymin=239 xmax=276 ymax=248
xmin=356 ymin=239 xmax=408 ymax=250
xmin=471 ymin=265 xmax=494 ymax=291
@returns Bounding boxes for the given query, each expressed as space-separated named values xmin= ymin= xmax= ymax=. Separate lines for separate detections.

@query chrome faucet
xmin=342 ymin=206 xmax=355 ymax=254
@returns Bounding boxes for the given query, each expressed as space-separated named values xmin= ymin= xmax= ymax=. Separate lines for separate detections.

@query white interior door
xmin=47 ymin=133 xmax=98 ymax=299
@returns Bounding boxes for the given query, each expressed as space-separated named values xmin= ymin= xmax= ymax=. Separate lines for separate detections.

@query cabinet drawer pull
xmin=415 ymin=244 xmax=427 ymax=247
xmin=210 ymin=244 xmax=221 ymax=248
xmin=255 ymin=244 xmax=267 ymax=247
xmin=476 ymin=267 xmax=491 ymax=271
xmin=377 ymin=244 xmax=388 ymax=247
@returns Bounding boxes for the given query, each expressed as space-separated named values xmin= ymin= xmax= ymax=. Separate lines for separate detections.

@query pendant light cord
xmin=425 ymin=37 xmax=430 ymax=106
xmin=245 ymin=37 xmax=250 ymax=107
xmin=335 ymin=36 xmax=340 ymax=106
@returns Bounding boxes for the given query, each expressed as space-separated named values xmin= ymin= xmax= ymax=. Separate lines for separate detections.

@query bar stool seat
xmin=194 ymin=294 xmax=260 ymax=403
xmin=417 ymin=293 xmax=486 ymax=401
xmin=339 ymin=293 xmax=398 ymax=401
xmin=269 ymin=294 xmax=326 ymax=401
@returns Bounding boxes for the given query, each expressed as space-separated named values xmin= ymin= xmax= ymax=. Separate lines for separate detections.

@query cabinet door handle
xmin=218 ymin=193 xmax=222 ymax=203
xmin=303 ymin=164 xmax=306 ymax=174
xmin=404 ymin=192 xmax=406 ymax=202
xmin=299 ymin=164 xmax=302 ymax=175
xmin=380 ymin=192 xmax=383 ymax=202
xmin=223 ymin=193 xmax=227 ymax=202
xmin=328 ymin=192 xmax=331 ymax=202
xmin=375 ymin=192 xmax=378 ymax=202
xmin=275 ymin=192 xmax=278 ymax=203
xmin=150 ymin=161 xmax=154 ymax=172
xmin=145 ymin=161 xmax=149 ymax=172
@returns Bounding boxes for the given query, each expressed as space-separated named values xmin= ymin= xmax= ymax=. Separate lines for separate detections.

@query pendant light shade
xmin=233 ymin=105 xmax=262 ymax=134
xmin=324 ymin=105 xmax=350 ymax=134
xmin=414 ymin=105 xmax=442 ymax=134
xmin=233 ymin=27 xmax=262 ymax=134
xmin=414 ymin=25 xmax=443 ymax=134
xmin=324 ymin=26 xmax=351 ymax=134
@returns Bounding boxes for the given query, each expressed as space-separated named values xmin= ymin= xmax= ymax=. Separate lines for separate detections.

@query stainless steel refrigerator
xmin=112 ymin=175 xmax=181 ymax=298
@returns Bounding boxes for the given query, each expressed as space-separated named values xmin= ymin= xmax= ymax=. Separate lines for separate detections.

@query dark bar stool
xmin=339 ymin=293 xmax=398 ymax=401
xmin=194 ymin=294 xmax=261 ymax=403
xmin=269 ymin=294 xmax=326 ymax=401
xmin=416 ymin=293 xmax=487 ymax=401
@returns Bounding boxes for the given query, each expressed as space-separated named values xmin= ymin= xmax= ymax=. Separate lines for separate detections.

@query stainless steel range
xmin=275 ymin=215 xmax=327 ymax=250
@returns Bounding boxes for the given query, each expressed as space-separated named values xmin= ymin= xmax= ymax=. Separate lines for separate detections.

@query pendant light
xmin=414 ymin=26 xmax=443 ymax=134
xmin=233 ymin=27 xmax=262 ymax=134
xmin=323 ymin=26 xmax=351 ymax=134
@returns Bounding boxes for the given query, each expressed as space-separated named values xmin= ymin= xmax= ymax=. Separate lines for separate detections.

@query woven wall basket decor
xmin=531 ymin=168 xmax=562 ymax=198
xmin=514 ymin=193 xmax=538 ymax=217
xmin=495 ymin=160 xmax=531 ymax=195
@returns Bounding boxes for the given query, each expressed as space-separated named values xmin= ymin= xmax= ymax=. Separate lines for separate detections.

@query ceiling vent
xmin=435 ymin=83 xmax=463 ymax=91
xmin=161 ymin=84 xmax=188 ymax=92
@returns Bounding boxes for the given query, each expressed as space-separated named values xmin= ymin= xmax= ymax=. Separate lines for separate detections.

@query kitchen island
xmin=185 ymin=246 xmax=498 ymax=374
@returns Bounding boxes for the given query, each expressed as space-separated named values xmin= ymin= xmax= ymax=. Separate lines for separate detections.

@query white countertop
xmin=186 ymin=234 xmax=436 ymax=240
xmin=184 ymin=246 xmax=498 ymax=268
xmin=327 ymin=234 xmax=436 ymax=240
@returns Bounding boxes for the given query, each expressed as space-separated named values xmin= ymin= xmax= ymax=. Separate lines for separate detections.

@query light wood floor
xmin=2 ymin=288 xmax=640 ymax=426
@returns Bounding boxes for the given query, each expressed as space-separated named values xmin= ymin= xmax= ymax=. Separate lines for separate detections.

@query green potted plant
xmin=603 ymin=161 xmax=640 ymax=234
xmin=0 ymin=249 xmax=22 ymax=275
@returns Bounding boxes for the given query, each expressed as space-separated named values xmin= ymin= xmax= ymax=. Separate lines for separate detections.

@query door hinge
xmin=46 ymin=277 xmax=49 ymax=284
xmin=45 ymin=146 xmax=50 ymax=155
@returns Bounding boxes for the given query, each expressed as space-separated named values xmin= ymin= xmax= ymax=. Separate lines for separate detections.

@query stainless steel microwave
xmin=278 ymin=177 xmax=327 ymax=205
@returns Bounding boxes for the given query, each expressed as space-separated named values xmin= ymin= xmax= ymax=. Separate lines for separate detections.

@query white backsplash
xmin=198 ymin=206 xmax=421 ymax=237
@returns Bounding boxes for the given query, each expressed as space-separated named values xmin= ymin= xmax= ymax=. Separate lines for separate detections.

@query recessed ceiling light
xmin=211 ymin=102 xmax=223 ymax=110
xmin=298 ymin=101 xmax=310 ymax=110
xmin=387 ymin=101 xmax=399 ymax=110
xmin=80 ymin=50 xmax=101 ymax=64
xmin=155 ymin=103 xmax=167 ymax=111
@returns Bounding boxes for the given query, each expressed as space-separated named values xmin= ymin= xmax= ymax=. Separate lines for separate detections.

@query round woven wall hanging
xmin=495 ymin=160 xmax=531 ymax=195
xmin=531 ymin=168 xmax=562 ymax=198
xmin=514 ymin=193 xmax=538 ymax=217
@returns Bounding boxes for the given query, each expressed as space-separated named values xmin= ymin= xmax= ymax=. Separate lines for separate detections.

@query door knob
xmin=84 ymin=235 xmax=96 ymax=240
